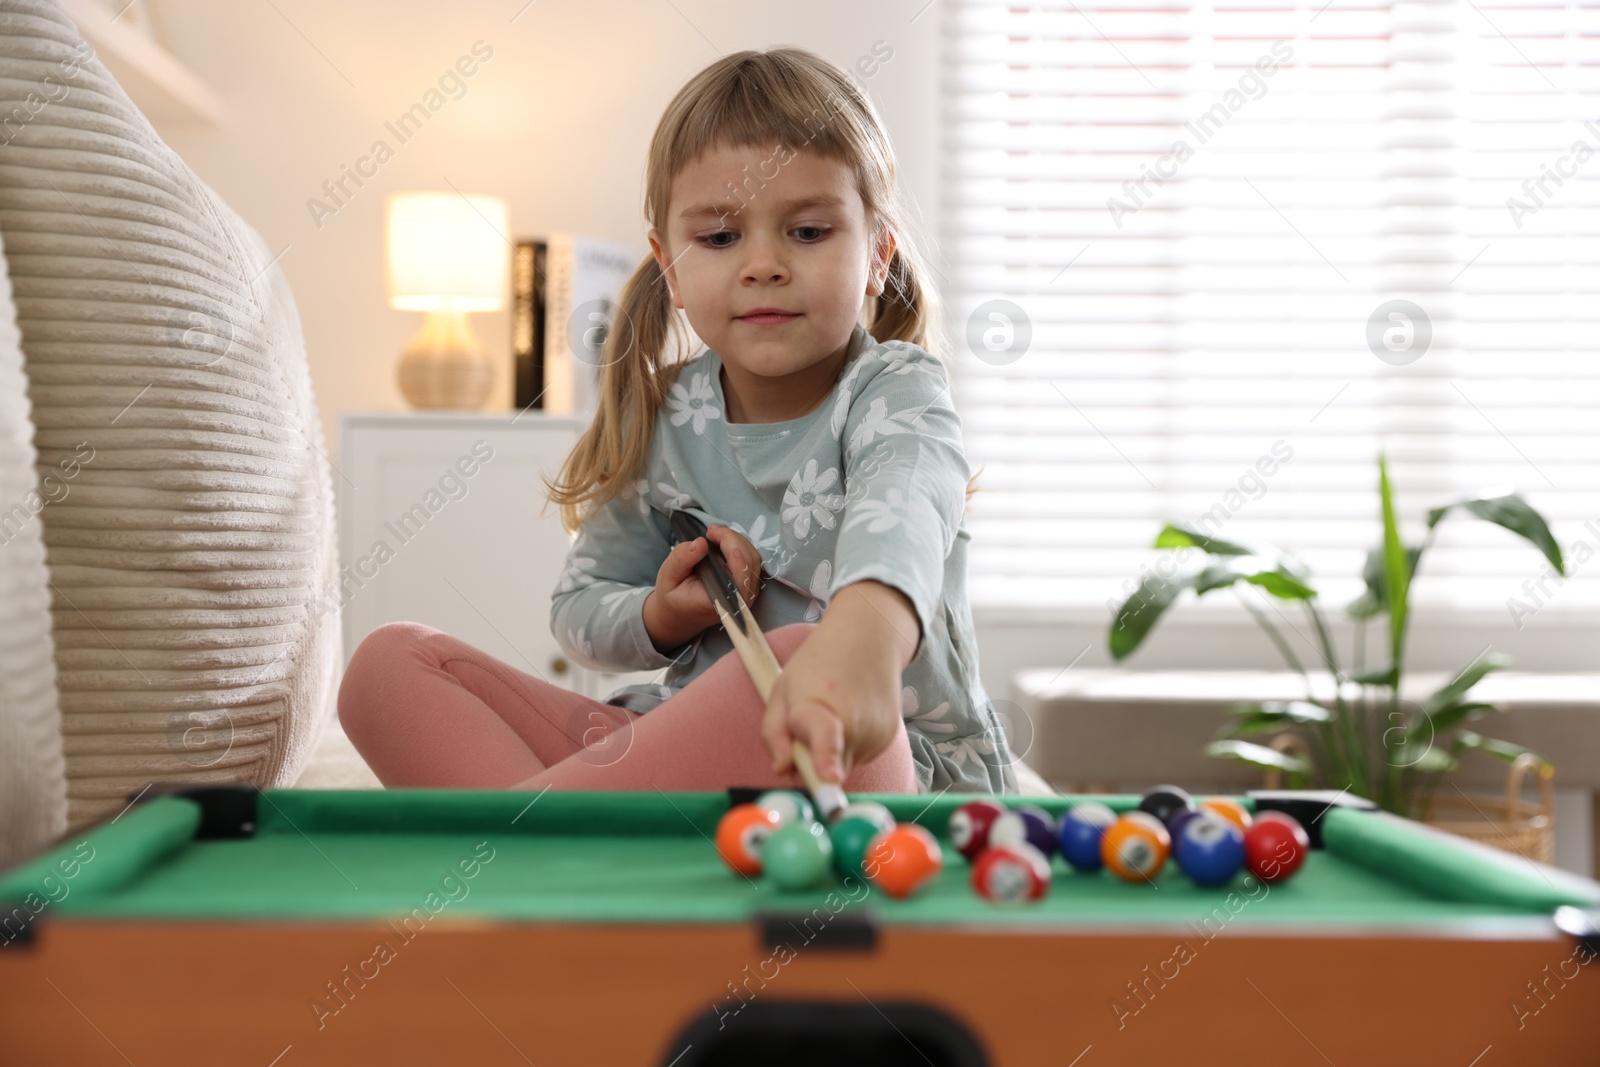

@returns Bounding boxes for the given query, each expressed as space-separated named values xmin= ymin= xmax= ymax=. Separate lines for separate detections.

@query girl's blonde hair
xmin=547 ymin=47 xmax=946 ymax=532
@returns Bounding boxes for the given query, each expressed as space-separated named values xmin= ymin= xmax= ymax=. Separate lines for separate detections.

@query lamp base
xmin=397 ymin=309 xmax=493 ymax=410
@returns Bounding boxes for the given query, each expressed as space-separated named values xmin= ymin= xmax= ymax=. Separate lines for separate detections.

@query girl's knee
xmin=767 ymin=622 xmax=818 ymax=663
xmin=339 ymin=621 xmax=435 ymax=732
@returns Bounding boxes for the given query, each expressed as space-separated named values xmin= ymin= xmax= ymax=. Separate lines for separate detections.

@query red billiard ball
xmin=948 ymin=800 xmax=1005 ymax=863
xmin=1244 ymin=811 xmax=1309 ymax=884
xmin=972 ymin=843 xmax=1051 ymax=904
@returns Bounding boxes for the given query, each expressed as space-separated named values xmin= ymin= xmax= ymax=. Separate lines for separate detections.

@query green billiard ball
xmin=828 ymin=815 xmax=883 ymax=883
xmin=763 ymin=821 xmax=833 ymax=891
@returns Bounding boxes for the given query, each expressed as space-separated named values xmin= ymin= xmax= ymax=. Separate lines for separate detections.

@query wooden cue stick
xmin=709 ymin=593 xmax=849 ymax=822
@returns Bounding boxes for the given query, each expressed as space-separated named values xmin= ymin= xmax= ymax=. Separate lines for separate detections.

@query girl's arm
xmin=763 ymin=342 xmax=971 ymax=782
xmin=760 ymin=579 xmax=919 ymax=782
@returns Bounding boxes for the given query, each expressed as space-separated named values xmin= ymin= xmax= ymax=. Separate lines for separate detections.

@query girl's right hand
xmin=641 ymin=525 xmax=762 ymax=653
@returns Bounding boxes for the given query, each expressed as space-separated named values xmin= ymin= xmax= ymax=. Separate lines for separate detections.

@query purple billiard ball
xmin=1166 ymin=807 xmax=1204 ymax=847
xmin=990 ymin=804 xmax=1057 ymax=858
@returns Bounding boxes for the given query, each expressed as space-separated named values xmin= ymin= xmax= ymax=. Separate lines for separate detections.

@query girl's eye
xmin=695 ymin=226 xmax=832 ymax=249
xmin=793 ymin=226 xmax=830 ymax=242
xmin=698 ymin=231 xmax=736 ymax=249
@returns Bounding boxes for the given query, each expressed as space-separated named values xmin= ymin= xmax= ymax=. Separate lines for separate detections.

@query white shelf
xmin=59 ymin=0 xmax=223 ymax=125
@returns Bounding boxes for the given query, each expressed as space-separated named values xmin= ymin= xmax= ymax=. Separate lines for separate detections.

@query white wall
xmin=138 ymin=1 xmax=1600 ymax=690
xmin=148 ymin=0 xmax=942 ymax=452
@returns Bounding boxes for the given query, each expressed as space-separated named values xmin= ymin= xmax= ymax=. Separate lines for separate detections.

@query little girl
xmin=339 ymin=48 xmax=1018 ymax=796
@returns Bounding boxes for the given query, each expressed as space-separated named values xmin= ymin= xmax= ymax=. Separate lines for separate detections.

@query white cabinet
xmin=337 ymin=412 xmax=659 ymax=700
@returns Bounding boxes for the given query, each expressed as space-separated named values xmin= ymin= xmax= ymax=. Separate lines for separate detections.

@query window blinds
xmin=942 ymin=0 xmax=1599 ymax=625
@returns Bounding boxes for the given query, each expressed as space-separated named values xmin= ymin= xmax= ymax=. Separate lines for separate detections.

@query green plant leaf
xmin=1108 ymin=568 xmax=1199 ymax=661
xmin=1424 ymin=653 xmax=1511 ymax=716
xmin=1154 ymin=524 xmax=1255 ymax=556
xmin=1244 ymin=569 xmax=1317 ymax=600
xmin=1420 ymin=701 xmax=1498 ymax=737
xmin=1394 ymin=744 xmax=1459 ymax=775
xmin=1347 ymin=545 xmax=1422 ymax=620
xmin=1378 ymin=453 xmax=1410 ymax=670
xmin=1452 ymin=731 xmax=1550 ymax=768
xmin=1221 ymin=700 xmax=1332 ymax=737
xmin=1427 ymin=491 xmax=1565 ymax=577
xmin=1205 ymin=738 xmax=1312 ymax=778
xmin=1351 ymin=664 xmax=1398 ymax=687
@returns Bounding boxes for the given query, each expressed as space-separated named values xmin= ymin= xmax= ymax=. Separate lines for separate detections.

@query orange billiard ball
xmin=1101 ymin=811 xmax=1171 ymax=883
xmin=865 ymin=823 xmax=944 ymax=899
xmin=1199 ymin=797 xmax=1253 ymax=834
xmin=716 ymin=803 xmax=780 ymax=877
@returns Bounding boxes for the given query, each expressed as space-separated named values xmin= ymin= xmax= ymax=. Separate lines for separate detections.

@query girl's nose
xmin=740 ymin=233 xmax=790 ymax=284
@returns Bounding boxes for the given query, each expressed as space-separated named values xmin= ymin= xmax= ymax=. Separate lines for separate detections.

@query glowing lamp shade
xmin=384 ymin=191 xmax=509 ymax=408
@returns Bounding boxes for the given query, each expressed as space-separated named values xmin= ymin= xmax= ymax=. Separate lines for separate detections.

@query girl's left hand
xmin=760 ymin=583 xmax=917 ymax=783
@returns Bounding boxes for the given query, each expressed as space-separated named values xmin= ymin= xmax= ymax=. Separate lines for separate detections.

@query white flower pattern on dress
xmin=847 ymin=396 xmax=924 ymax=458
xmin=555 ymin=554 xmax=598 ymax=594
xmin=567 ymin=625 xmax=595 ymax=661
xmin=600 ymin=587 xmax=640 ymax=617
xmin=655 ymin=477 xmax=691 ymax=511
xmin=843 ymin=487 xmax=911 ymax=535
xmin=902 ymin=686 xmax=957 ymax=738
xmin=667 ymin=371 xmax=722 ymax=435
xmin=829 ymin=356 xmax=871 ymax=437
xmin=731 ymin=513 xmax=782 ymax=556
xmin=781 ymin=460 xmax=844 ymax=539
xmin=803 ymin=559 xmax=832 ymax=622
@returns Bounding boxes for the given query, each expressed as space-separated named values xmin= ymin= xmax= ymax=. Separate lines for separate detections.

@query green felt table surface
xmin=5 ymin=790 xmax=1599 ymax=933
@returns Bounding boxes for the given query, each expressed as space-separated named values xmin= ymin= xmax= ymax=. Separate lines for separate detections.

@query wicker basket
xmin=1259 ymin=739 xmax=1556 ymax=865
xmin=1421 ymin=752 xmax=1556 ymax=864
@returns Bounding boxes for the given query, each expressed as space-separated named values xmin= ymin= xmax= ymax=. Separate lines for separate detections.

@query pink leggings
xmin=337 ymin=621 xmax=921 ymax=794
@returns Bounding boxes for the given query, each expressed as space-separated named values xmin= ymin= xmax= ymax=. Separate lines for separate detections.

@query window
xmin=942 ymin=0 xmax=1599 ymax=629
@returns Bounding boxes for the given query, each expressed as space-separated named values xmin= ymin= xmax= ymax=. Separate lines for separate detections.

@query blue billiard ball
xmin=1057 ymin=802 xmax=1117 ymax=871
xmin=1174 ymin=812 xmax=1246 ymax=887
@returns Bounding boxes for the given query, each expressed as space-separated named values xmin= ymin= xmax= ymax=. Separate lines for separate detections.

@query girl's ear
xmin=866 ymin=223 xmax=898 ymax=298
xmin=647 ymin=227 xmax=685 ymax=310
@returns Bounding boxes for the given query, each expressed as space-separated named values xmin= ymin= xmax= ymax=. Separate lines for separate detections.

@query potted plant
xmin=1107 ymin=452 xmax=1564 ymax=827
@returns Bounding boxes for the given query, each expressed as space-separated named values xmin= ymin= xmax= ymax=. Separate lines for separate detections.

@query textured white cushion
xmin=0 ymin=227 xmax=66 ymax=863
xmin=0 ymin=0 xmax=340 ymax=827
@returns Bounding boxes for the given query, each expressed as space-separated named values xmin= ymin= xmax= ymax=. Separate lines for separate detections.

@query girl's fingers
xmin=661 ymin=537 xmax=705 ymax=585
xmin=790 ymin=705 xmax=847 ymax=783
xmin=761 ymin=698 xmax=792 ymax=775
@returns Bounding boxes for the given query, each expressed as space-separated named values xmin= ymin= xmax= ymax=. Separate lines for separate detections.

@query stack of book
xmin=512 ymin=234 xmax=639 ymax=416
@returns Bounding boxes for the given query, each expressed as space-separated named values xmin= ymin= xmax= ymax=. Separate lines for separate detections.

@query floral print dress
xmin=550 ymin=323 xmax=1019 ymax=794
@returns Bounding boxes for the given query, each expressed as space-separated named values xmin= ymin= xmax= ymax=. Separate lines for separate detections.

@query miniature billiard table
xmin=2 ymin=786 xmax=1598 ymax=1066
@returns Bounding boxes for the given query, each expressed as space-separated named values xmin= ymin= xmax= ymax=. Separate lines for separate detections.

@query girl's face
xmin=648 ymin=143 xmax=895 ymax=383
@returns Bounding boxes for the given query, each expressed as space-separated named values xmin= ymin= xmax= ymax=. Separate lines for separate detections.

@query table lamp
xmin=385 ymin=190 xmax=509 ymax=409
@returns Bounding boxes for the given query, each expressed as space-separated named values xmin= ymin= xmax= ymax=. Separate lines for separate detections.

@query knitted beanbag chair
xmin=0 ymin=1 xmax=340 ymax=828
xmin=0 ymin=226 xmax=66 ymax=863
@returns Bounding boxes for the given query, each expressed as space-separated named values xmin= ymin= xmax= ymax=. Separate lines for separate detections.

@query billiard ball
xmin=1101 ymin=811 xmax=1171 ymax=883
xmin=1137 ymin=785 xmax=1196 ymax=828
xmin=866 ymin=823 xmax=944 ymax=899
xmin=1244 ymin=811 xmax=1309 ymax=884
xmin=828 ymin=815 xmax=882 ymax=882
xmin=1200 ymin=797 xmax=1253 ymax=834
xmin=763 ymin=820 xmax=833 ymax=891
xmin=1057 ymin=802 xmax=1116 ymax=872
xmin=715 ymin=803 xmax=780 ymax=876
xmin=1173 ymin=812 xmax=1246 ymax=887
xmin=948 ymin=799 xmax=1005 ymax=862
xmin=971 ymin=842 xmax=1052 ymax=904
xmin=838 ymin=801 xmax=896 ymax=833
xmin=1165 ymin=808 xmax=1203 ymax=850
xmin=989 ymin=804 xmax=1057 ymax=858
xmin=756 ymin=789 xmax=815 ymax=828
